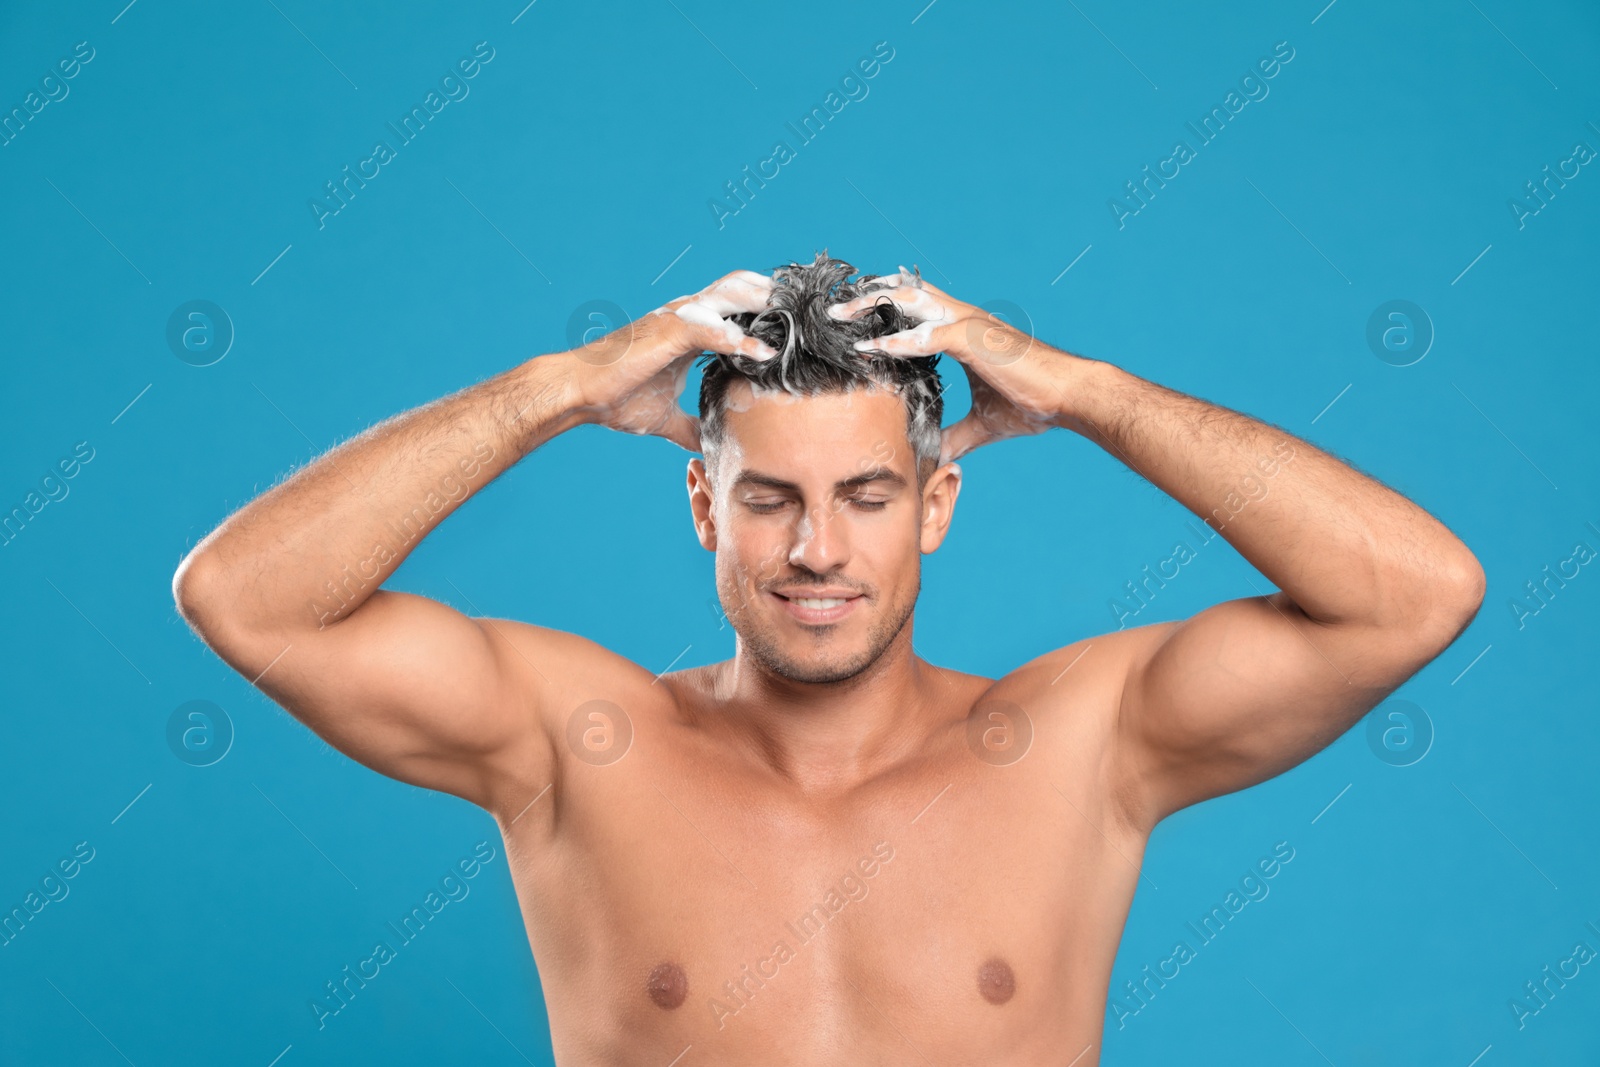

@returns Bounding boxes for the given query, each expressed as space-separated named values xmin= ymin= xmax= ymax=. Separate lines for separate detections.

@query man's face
xmin=688 ymin=380 xmax=960 ymax=685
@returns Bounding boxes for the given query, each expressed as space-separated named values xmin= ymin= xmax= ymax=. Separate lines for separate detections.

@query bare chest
xmin=500 ymin=716 xmax=1142 ymax=1065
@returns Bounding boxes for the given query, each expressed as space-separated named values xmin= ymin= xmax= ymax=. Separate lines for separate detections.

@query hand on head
xmin=566 ymin=269 xmax=780 ymax=452
xmin=569 ymin=262 xmax=1069 ymax=464
xmin=826 ymin=269 xmax=1065 ymax=464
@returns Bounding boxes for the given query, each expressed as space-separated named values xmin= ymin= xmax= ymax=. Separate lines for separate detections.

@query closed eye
xmin=745 ymin=498 xmax=890 ymax=514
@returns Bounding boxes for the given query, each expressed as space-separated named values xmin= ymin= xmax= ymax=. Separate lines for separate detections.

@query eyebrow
xmin=731 ymin=466 xmax=909 ymax=493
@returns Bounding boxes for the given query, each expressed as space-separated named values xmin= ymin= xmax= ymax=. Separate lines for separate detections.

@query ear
xmin=688 ymin=457 xmax=717 ymax=551
xmin=919 ymin=462 xmax=962 ymax=554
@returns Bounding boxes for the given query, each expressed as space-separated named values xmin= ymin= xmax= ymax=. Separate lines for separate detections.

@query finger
xmin=826 ymin=283 xmax=910 ymax=319
xmin=675 ymin=301 xmax=779 ymax=360
xmin=883 ymin=267 xmax=950 ymax=299
xmin=657 ymin=408 xmax=703 ymax=454
xmin=730 ymin=331 xmax=779 ymax=361
xmin=655 ymin=272 xmax=773 ymax=336
xmin=893 ymin=266 xmax=930 ymax=294
xmin=728 ymin=268 xmax=777 ymax=288
xmin=938 ymin=415 xmax=990 ymax=466
xmin=852 ymin=321 xmax=945 ymax=358
xmin=897 ymin=267 xmax=950 ymax=298
xmin=828 ymin=286 xmax=949 ymax=324
xmin=691 ymin=271 xmax=777 ymax=317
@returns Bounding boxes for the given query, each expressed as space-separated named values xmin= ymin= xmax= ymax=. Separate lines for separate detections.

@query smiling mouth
xmin=769 ymin=590 xmax=864 ymax=624
xmin=782 ymin=594 xmax=853 ymax=608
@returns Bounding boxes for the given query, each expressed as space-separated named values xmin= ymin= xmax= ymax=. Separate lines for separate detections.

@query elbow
xmin=1416 ymin=548 xmax=1486 ymax=651
xmin=1443 ymin=546 xmax=1486 ymax=622
xmin=1454 ymin=550 xmax=1487 ymax=617
xmin=172 ymin=548 xmax=226 ymax=636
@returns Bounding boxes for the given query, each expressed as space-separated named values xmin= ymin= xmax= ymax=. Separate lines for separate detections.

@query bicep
xmin=244 ymin=590 xmax=549 ymax=808
xmin=1113 ymin=592 xmax=1431 ymax=826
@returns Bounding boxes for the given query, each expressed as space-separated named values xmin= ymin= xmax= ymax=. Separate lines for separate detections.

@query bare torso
xmin=495 ymin=632 xmax=1144 ymax=1067
xmin=169 ymin=269 xmax=1484 ymax=1066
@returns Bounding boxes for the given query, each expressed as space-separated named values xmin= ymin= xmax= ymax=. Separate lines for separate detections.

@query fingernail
xmin=852 ymin=339 xmax=871 ymax=351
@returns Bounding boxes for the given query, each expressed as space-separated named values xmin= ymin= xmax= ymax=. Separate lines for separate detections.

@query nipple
xmin=647 ymin=961 xmax=688 ymax=1010
xmin=977 ymin=957 xmax=1015 ymax=1005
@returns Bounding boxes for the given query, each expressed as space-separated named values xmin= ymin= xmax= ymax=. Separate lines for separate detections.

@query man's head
xmin=687 ymin=252 xmax=962 ymax=686
xmin=698 ymin=252 xmax=946 ymax=486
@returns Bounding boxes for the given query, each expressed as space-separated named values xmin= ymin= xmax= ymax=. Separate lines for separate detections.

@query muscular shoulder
xmin=470 ymin=618 xmax=670 ymax=816
xmin=987 ymin=629 xmax=1149 ymax=716
xmin=986 ymin=625 xmax=1177 ymax=829
xmin=487 ymin=619 xmax=657 ymax=692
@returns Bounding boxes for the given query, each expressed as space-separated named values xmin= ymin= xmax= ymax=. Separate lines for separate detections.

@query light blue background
xmin=2 ymin=0 xmax=1596 ymax=1063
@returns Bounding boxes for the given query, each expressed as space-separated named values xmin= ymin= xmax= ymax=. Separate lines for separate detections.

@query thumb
xmin=656 ymin=409 xmax=703 ymax=454
xmin=939 ymin=415 xmax=987 ymax=466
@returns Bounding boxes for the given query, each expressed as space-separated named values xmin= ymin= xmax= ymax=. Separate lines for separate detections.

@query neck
xmin=707 ymin=624 xmax=952 ymax=792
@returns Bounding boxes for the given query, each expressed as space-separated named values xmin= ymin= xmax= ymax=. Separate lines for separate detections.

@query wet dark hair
xmin=696 ymin=251 xmax=944 ymax=484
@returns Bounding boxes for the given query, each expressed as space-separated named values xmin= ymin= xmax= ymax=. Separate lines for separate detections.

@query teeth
xmin=793 ymin=597 xmax=847 ymax=609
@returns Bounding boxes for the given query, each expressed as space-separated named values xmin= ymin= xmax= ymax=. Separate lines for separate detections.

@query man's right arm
xmin=172 ymin=352 xmax=592 ymax=814
xmin=172 ymin=270 xmax=779 ymax=818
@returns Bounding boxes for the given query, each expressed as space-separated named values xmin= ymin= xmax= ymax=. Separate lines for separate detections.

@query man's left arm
xmin=830 ymin=274 xmax=1486 ymax=830
xmin=1051 ymin=357 xmax=1485 ymax=826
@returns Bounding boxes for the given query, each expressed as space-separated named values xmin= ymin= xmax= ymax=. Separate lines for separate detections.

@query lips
xmin=771 ymin=587 xmax=860 ymax=601
xmin=770 ymin=588 xmax=863 ymax=624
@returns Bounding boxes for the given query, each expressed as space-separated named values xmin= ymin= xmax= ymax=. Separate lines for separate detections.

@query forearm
xmin=175 ymin=351 xmax=587 ymax=635
xmin=1051 ymin=353 xmax=1483 ymax=632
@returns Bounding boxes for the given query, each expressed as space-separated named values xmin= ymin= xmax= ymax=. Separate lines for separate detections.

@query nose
xmin=787 ymin=497 xmax=849 ymax=574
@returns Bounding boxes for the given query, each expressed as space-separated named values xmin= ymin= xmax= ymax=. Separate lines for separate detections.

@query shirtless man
xmin=172 ymin=254 xmax=1484 ymax=1065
